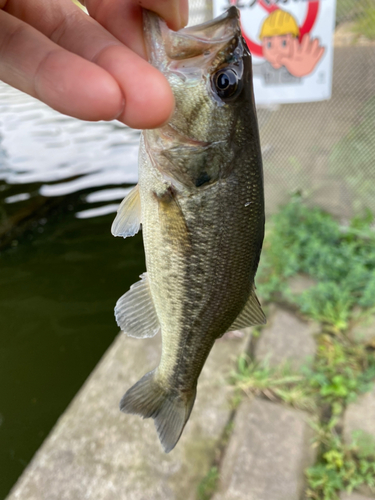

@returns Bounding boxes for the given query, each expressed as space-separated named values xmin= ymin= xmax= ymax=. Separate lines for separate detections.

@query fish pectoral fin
xmin=111 ymin=184 xmax=141 ymax=238
xmin=115 ymin=273 xmax=160 ymax=338
xmin=225 ymin=286 xmax=266 ymax=334
xmin=120 ymin=370 xmax=196 ymax=453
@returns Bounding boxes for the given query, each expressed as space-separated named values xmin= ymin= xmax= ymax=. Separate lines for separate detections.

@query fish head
xmin=143 ymin=7 xmax=259 ymax=191
xmin=144 ymin=7 xmax=253 ymax=143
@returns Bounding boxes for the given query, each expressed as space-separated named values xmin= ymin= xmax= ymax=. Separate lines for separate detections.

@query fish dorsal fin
xmin=111 ymin=184 xmax=141 ymax=238
xmin=115 ymin=273 xmax=160 ymax=338
xmin=226 ymin=286 xmax=266 ymax=333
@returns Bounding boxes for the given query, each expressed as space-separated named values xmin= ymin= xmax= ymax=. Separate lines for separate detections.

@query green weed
xmin=309 ymin=335 xmax=375 ymax=409
xmin=231 ymin=354 xmax=315 ymax=412
xmin=329 ymin=97 xmax=375 ymax=211
xmin=229 ymin=198 xmax=375 ymax=500
xmin=336 ymin=0 xmax=375 ymax=36
xmin=231 ymin=339 xmax=375 ymax=499
xmin=257 ymin=196 xmax=375 ymax=330
xmin=197 ymin=467 xmax=220 ymax=500
xmin=232 ymin=337 xmax=375 ymax=417
xmin=335 ymin=0 xmax=357 ymax=24
xmin=352 ymin=5 xmax=375 ymax=40
xmin=306 ymin=427 xmax=375 ymax=500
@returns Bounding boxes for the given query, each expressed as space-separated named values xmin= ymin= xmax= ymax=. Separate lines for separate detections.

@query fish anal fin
xmin=115 ymin=273 xmax=160 ymax=339
xmin=111 ymin=184 xmax=141 ymax=238
xmin=120 ymin=370 xmax=196 ymax=453
xmin=225 ymin=286 xmax=266 ymax=334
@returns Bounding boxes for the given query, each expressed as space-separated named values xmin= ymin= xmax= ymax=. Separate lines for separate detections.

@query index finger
xmin=2 ymin=0 xmax=176 ymax=128
xmin=0 ymin=9 xmax=124 ymax=122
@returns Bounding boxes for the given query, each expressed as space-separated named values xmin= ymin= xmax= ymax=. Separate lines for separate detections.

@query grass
xmin=231 ymin=355 xmax=315 ymax=411
xmin=336 ymin=0 xmax=357 ymax=24
xmin=229 ymin=197 xmax=375 ymax=500
xmin=257 ymin=195 xmax=375 ymax=332
xmin=306 ymin=426 xmax=375 ymax=500
xmin=232 ymin=334 xmax=375 ymax=416
xmin=352 ymin=4 xmax=375 ymax=40
xmin=329 ymin=97 xmax=375 ymax=212
xmin=197 ymin=467 xmax=220 ymax=500
xmin=336 ymin=0 xmax=375 ymax=38
xmin=198 ymin=198 xmax=375 ymax=500
xmin=230 ymin=336 xmax=375 ymax=499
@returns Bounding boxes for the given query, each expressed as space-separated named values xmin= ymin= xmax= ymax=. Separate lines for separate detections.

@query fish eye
xmin=212 ymin=68 xmax=240 ymax=101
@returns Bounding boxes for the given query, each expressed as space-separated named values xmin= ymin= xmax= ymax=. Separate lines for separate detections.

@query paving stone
xmin=288 ymin=274 xmax=317 ymax=295
xmin=348 ymin=314 xmax=375 ymax=346
xmin=213 ymin=397 xmax=316 ymax=500
xmin=343 ymin=388 xmax=375 ymax=500
xmin=6 ymin=330 xmax=249 ymax=500
xmin=255 ymin=307 xmax=318 ymax=370
xmin=343 ymin=386 xmax=375 ymax=445
xmin=340 ymin=493 xmax=375 ymax=500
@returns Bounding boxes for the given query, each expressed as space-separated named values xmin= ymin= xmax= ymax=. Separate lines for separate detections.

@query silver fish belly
xmin=111 ymin=6 xmax=265 ymax=453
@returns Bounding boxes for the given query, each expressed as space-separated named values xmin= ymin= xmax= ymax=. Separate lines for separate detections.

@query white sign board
xmin=213 ymin=0 xmax=337 ymax=104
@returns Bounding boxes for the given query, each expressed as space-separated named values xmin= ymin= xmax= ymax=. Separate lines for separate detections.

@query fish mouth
xmin=143 ymin=7 xmax=241 ymax=71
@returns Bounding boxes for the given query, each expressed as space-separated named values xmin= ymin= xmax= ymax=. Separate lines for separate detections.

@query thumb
xmin=140 ymin=0 xmax=189 ymax=30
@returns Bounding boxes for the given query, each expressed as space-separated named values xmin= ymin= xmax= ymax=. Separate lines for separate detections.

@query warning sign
xmin=213 ymin=0 xmax=337 ymax=104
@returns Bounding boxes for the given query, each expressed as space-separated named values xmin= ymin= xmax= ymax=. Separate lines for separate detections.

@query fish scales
xmin=111 ymin=6 xmax=265 ymax=453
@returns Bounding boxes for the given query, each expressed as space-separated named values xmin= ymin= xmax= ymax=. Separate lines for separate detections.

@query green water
xmin=0 ymin=200 xmax=145 ymax=498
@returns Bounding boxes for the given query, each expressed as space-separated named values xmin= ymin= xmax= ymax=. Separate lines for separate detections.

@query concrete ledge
xmin=7 ymin=330 xmax=249 ymax=500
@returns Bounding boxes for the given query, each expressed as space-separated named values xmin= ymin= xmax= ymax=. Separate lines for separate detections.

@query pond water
xmin=0 ymin=82 xmax=145 ymax=499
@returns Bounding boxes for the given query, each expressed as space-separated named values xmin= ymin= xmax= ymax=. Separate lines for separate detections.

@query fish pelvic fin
xmin=120 ymin=370 xmax=196 ymax=453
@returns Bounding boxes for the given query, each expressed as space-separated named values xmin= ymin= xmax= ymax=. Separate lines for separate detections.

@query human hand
xmin=278 ymin=34 xmax=325 ymax=78
xmin=0 ymin=0 xmax=188 ymax=128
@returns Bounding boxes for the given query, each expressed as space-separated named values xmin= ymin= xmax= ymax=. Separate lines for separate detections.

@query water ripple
xmin=0 ymin=81 xmax=139 ymax=217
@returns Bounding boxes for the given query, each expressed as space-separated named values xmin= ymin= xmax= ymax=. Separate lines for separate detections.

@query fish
xmin=111 ymin=6 xmax=265 ymax=453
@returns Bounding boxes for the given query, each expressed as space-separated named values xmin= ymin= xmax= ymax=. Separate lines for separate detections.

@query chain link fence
xmin=189 ymin=0 xmax=375 ymax=218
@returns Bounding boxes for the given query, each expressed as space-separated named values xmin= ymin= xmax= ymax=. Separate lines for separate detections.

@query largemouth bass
xmin=111 ymin=6 xmax=265 ymax=453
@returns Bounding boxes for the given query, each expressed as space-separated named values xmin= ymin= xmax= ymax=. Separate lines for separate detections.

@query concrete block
xmin=348 ymin=315 xmax=375 ymax=346
xmin=288 ymin=274 xmax=317 ymax=295
xmin=343 ymin=386 xmax=375 ymax=445
xmin=6 ymin=329 xmax=249 ymax=500
xmin=340 ymin=493 xmax=375 ymax=500
xmin=213 ymin=397 xmax=316 ymax=500
xmin=255 ymin=307 xmax=318 ymax=370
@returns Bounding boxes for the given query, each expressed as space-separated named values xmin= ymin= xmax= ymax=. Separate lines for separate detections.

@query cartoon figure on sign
xmin=253 ymin=9 xmax=325 ymax=85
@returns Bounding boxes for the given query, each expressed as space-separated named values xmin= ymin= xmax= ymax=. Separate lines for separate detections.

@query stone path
xmin=6 ymin=306 xmax=375 ymax=500
xmin=213 ymin=397 xmax=316 ymax=500
xmin=341 ymin=317 xmax=375 ymax=500
xmin=213 ymin=307 xmax=318 ymax=500
xmin=254 ymin=306 xmax=318 ymax=369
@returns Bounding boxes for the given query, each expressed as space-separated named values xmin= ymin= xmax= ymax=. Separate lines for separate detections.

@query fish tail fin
xmin=120 ymin=370 xmax=196 ymax=453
